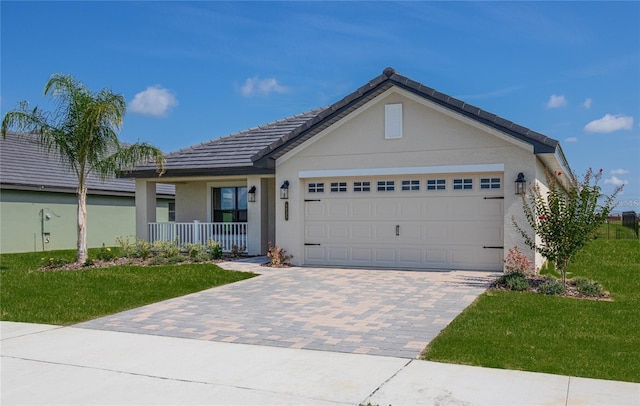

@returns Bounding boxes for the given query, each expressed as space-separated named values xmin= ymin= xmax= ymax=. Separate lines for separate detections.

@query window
xmin=385 ymin=103 xmax=403 ymax=139
xmin=168 ymin=202 xmax=176 ymax=222
xmin=377 ymin=180 xmax=395 ymax=191
xmin=330 ymin=182 xmax=347 ymax=192
xmin=453 ymin=178 xmax=473 ymax=190
xmin=212 ymin=187 xmax=247 ymax=222
xmin=308 ymin=182 xmax=324 ymax=193
xmin=401 ymin=180 xmax=420 ymax=191
xmin=354 ymin=181 xmax=370 ymax=192
xmin=480 ymin=177 xmax=501 ymax=189
xmin=427 ymin=179 xmax=446 ymax=191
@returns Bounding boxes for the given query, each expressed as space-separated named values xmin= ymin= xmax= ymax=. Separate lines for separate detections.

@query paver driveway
xmin=77 ymin=259 xmax=499 ymax=358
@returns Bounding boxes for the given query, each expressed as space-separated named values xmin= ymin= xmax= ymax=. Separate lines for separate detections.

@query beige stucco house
xmin=128 ymin=68 xmax=570 ymax=271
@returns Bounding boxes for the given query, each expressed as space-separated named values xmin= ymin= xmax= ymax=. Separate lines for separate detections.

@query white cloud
xmin=546 ymin=94 xmax=567 ymax=108
xmin=604 ymin=176 xmax=628 ymax=186
xmin=564 ymin=137 xmax=578 ymax=143
xmin=240 ymin=77 xmax=288 ymax=97
xmin=584 ymin=114 xmax=634 ymax=133
xmin=611 ymin=168 xmax=630 ymax=175
xmin=129 ymin=85 xmax=177 ymax=117
xmin=583 ymin=98 xmax=592 ymax=109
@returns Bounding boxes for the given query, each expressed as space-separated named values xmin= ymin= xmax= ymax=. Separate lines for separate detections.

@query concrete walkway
xmin=76 ymin=258 xmax=497 ymax=359
xmin=2 ymin=322 xmax=638 ymax=405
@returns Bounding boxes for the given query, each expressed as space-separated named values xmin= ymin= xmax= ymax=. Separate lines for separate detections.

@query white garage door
xmin=303 ymin=174 xmax=504 ymax=271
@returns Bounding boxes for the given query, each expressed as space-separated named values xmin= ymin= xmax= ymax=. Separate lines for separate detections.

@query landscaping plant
xmin=1 ymin=74 xmax=165 ymax=264
xmin=513 ymin=168 xmax=621 ymax=284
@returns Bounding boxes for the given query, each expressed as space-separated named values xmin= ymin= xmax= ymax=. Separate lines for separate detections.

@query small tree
xmin=513 ymin=168 xmax=621 ymax=284
xmin=2 ymin=73 xmax=165 ymax=264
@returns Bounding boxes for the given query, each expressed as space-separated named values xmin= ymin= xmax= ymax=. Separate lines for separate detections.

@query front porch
xmin=135 ymin=175 xmax=276 ymax=256
xmin=148 ymin=221 xmax=248 ymax=253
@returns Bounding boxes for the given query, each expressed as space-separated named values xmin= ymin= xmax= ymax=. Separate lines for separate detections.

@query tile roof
xmin=127 ymin=67 xmax=566 ymax=178
xmin=0 ymin=132 xmax=174 ymax=197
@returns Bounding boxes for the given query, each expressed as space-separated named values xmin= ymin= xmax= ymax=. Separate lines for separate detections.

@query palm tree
xmin=2 ymin=73 xmax=165 ymax=264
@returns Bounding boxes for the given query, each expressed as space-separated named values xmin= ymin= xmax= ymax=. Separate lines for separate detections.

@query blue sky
xmin=2 ymin=1 xmax=638 ymax=212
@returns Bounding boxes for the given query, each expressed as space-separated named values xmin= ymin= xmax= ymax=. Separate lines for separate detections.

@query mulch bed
xmin=490 ymin=275 xmax=612 ymax=301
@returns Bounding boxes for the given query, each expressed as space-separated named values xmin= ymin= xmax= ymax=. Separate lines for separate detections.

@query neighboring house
xmin=0 ymin=132 xmax=175 ymax=253
xmin=128 ymin=68 xmax=570 ymax=271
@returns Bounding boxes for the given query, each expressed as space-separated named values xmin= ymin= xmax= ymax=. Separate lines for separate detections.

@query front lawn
xmin=421 ymin=239 xmax=640 ymax=383
xmin=0 ymin=249 xmax=256 ymax=325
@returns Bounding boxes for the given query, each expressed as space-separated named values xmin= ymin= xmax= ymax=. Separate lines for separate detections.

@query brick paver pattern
xmin=77 ymin=260 xmax=499 ymax=358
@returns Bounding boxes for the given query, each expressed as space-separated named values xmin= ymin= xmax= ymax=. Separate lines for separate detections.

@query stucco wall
xmin=0 ymin=189 xmax=170 ymax=253
xmin=175 ymin=182 xmax=209 ymax=222
xmin=275 ymin=88 xmax=539 ymax=268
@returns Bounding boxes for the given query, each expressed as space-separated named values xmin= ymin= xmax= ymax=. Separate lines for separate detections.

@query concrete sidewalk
xmin=2 ymin=322 xmax=638 ymax=405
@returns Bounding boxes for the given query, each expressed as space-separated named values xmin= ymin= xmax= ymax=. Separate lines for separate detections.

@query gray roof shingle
xmin=127 ymin=67 xmax=566 ymax=178
xmin=0 ymin=132 xmax=174 ymax=197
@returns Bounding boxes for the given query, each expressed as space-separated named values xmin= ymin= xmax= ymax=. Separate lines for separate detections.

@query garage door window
xmin=453 ymin=178 xmax=473 ymax=190
xmin=401 ymin=180 xmax=420 ymax=191
xmin=354 ymin=181 xmax=371 ymax=192
xmin=427 ymin=179 xmax=446 ymax=191
xmin=330 ymin=182 xmax=347 ymax=192
xmin=308 ymin=183 xmax=324 ymax=193
xmin=377 ymin=180 xmax=395 ymax=191
xmin=480 ymin=178 xmax=501 ymax=189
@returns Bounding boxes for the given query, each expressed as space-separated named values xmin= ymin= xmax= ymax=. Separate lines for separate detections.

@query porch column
xmin=246 ymin=175 xmax=264 ymax=255
xmin=135 ymin=179 xmax=156 ymax=241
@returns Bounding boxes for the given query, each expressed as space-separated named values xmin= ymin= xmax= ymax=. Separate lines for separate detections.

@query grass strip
xmin=422 ymin=239 xmax=640 ymax=383
xmin=0 ymin=249 xmax=256 ymax=325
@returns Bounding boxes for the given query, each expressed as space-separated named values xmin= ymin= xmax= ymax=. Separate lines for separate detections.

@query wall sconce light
xmin=280 ymin=180 xmax=289 ymax=200
xmin=248 ymin=186 xmax=256 ymax=202
xmin=515 ymin=172 xmax=526 ymax=195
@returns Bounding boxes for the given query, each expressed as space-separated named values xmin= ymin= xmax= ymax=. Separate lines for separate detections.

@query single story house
xmin=0 ymin=132 xmax=175 ymax=253
xmin=127 ymin=68 xmax=570 ymax=271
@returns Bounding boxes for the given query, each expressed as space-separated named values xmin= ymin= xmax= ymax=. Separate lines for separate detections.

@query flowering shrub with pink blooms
xmin=504 ymin=246 xmax=535 ymax=276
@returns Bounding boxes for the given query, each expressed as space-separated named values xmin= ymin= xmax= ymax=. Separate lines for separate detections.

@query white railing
xmin=148 ymin=221 xmax=248 ymax=253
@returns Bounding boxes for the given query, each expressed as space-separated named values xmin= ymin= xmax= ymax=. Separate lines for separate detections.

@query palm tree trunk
xmin=77 ymin=183 xmax=88 ymax=264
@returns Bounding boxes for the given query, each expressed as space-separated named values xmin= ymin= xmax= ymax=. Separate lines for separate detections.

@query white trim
xmin=298 ymin=164 xmax=504 ymax=179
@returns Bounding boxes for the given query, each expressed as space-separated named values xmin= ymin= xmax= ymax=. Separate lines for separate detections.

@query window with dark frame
xmin=308 ymin=182 xmax=324 ymax=193
xmin=377 ymin=180 xmax=395 ymax=191
xmin=401 ymin=180 xmax=420 ymax=191
xmin=427 ymin=179 xmax=446 ymax=191
xmin=212 ymin=187 xmax=248 ymax=222
xmin=480 ymin=177 xmax=501 ymax=189
xmin=453 ymin=178 xmax=473 ymax=190
xmin=354 ymin=181 xmax=371 ymax=192
xmin=168 ymin=202 xmax=176 ymax=222
xmin=330 ymin=182 xmax=347 ymax=192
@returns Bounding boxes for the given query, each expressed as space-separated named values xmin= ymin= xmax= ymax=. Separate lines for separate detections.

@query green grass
xmin=422 ymin=239 xmax=640 ymax=382
xmin=0 ymin=249 xmax=256 ymax=325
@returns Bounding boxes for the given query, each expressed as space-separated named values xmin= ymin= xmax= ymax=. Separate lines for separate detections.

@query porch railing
xmin=148 ymin=222 xmax=248 ymax=252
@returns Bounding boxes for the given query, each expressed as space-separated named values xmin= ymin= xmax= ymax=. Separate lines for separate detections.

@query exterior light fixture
xmin=280 ymin=180 xmax=289 ymax=200
xmin=248 ymin=186 xmax=256 ymax=202
xmin=515 ymin=172 xmax=526 ymax=195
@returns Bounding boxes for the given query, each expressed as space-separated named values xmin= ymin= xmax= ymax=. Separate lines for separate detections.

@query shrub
xmin=205 ymin=239 xmax=223 ymax=260
xmin=115 ymin=236 xmax=136 ymax=257
xmin=135 ymin=239 xmax=152 ymax=260
xmin=229 ymin=244 xmax=244 ymax=258
xmin=498 ymin=272 xmax=530 ymax=291
xmin=267 ymin=242 xmax=292 ymax=266
xmin=185 ymin=242 xmax=206 ymax=261
xmin=96 ymin=243 xmax=116 ymax=261
xmin=538 ymin=278 xmax=566 ymax=295
xmin=572 ymin=277 xmax=606 ymax=297
xmin=504 ymin=246 xmax=535 ymax=276
xmin=151 ymin=239 xmax=180 ymax=258
xmin=40 ymin=257 xmax=70 ymax=268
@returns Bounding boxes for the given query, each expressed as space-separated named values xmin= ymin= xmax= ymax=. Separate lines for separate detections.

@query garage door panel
xmin=328 ymin=247 xmax=349 ymax=261
xmin=327 ymin=200 xmax=350 ymax=218
xmin=352 ymin=247 xmax=372 ymax=261
xmin=305 ymin=224 xmax=326 ymax=239
xmin=304 ymin=174 xmax=504 ymax=271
